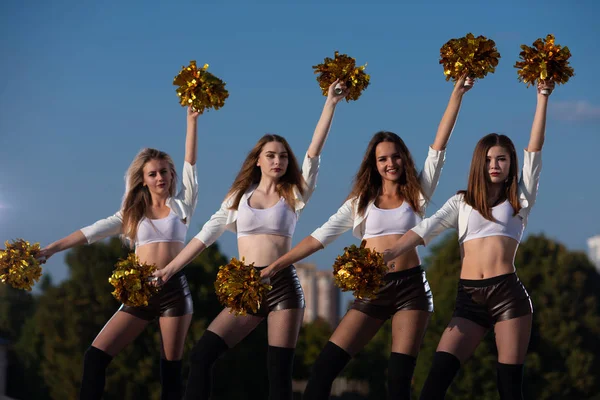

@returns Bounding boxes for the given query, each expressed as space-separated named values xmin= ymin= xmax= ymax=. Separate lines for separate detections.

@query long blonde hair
xmin=348 ymin=131 xmax=425 ymax=216
xmin=226 ymin=134 xmax=305 ymax=210
xmin=121 ymin=148 xmax=177 ymax=246
xmin=458 ymin=133 xmax=520 ymax=221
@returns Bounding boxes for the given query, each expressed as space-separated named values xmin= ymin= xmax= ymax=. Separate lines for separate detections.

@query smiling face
xmin=375 ymin=141 xmax=404 ymax=182
xmin=142 ymin=158 xmax=173 ymax=197
xmin=486 ymin=145 xmax=511 ymax=184
xmin=256 ymin=141 xmax=289 ymax=180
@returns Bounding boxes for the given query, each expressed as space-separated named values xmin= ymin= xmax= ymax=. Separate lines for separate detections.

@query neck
xmin=380 ymin=179 xmax=401 ymax=197
xmin=487 ymin=183 xmax=504 ymax=204
xmin=150 ymin=194 xmax=169 ymax=208
xmin=256 ymin=176 xmax=280 ymax=194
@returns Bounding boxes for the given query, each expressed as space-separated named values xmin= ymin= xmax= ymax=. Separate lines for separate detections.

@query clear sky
xmin=1 ymin=0 xmax=599 ymax=285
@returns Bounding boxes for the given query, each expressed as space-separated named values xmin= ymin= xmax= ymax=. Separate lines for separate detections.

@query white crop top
xmin=460 ymin=200 xmax=524 ymax=244
xmin=237 ymin=197 xmax=297 ymax=238
xmin=135 ymin=210 xmax=188 ymax=247
xmin=363 ymin=202 xmax=422 ymax=239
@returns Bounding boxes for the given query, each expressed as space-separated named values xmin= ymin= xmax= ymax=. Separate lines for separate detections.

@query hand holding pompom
xmin=439 ymin=33 xmax=500 ymax=85
xmin=514 ymin=34 xmax=574 ymax=92
xmin=109 ymin=253 xmax=160 ymax=307
xmin=0 ymin=239 xmax=43 ymax=291
xmin=332 ymin=241 xmax=388 ymax=299
xmin=214 ymin=258 xmax=272 ymax=316
xmin=313 ymin=51 xmax=370 ymax=102
xmin=173 ymin=61 xmax=229 ymax=114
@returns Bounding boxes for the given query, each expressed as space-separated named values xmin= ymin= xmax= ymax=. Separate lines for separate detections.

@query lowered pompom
xmin=108 ymin=253 xmax=160 ymax=307
xmin=312 ymin=51 xmax=370 ymax=101
xmin=332 ymin=241 xmax=388 ymax=299
xmin=439 ymin=33 xmax=500 ymax=82
xmin=173 ymin=61 xmax=229 ymax=114
xmin=0 ymin=239 xmax=43 ymax=291
xmin=214 ymin=257 xmax=272 ymax=316
xmin=514 ymin=34 xmax=574 ymax=88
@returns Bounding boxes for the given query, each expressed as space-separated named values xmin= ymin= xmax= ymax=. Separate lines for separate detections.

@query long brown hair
xmin=121 ymin=148 xmax=178 ymax=246
xmin=458 ymin=133 xmax=520 ymax=221
xmin=226 ymin=134 xmax=305 ymax=210
xmin=348 ymin=131 xmax=425 ymax=216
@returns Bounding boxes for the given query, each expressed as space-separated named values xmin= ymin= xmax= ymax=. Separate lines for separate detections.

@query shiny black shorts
xmin=250 ymin=265 xmax=305 ymax=317
xmin=119 ymin=271 xmax=193 ymax=321
xmin=453 ymin=272 xmax=533 ymax=329
xmin=350 ymin=266 xmax=434 ymax=320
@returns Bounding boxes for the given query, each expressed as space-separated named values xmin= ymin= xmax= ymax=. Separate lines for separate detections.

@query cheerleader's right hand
xmin=151 ymin=266 xmax=173 ymax=287
xmin=37 ymin=246 xmax=55 ymax=263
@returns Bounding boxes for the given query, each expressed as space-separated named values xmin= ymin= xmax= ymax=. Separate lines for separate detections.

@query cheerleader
xmin=263 ymin=75 xmax=474 ymax=399
xmin=383 ymin=80 xmax=554 ymax=400
xmin=152 ymin=80 xmax=348 ymax=400
xmin=37 ymin=108 xmax=200 ymax=400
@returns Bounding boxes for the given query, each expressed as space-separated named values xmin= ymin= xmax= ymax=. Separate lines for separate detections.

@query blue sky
xmin=1 ymin=0 xmax=599 ymax=286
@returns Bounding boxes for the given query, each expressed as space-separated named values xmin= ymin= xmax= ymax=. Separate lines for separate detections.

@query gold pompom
xmin=0 ymin=239 xmax=43 ymax=291
xmin=214 ymin=257 xmax=272 ymax=316
xmin=332 ymin=241 xmax=388 ymax=299
xmin=312 ymin=51 xmax=370 ymax=101
xmin=173 ymin=61 xmax=229 ymax=114
xmin=108 ymin=253 xmax=160 ymax=307
xmin=514 ymin=34 xmax=574 ymax=87
xmin=439 ymin=33 xmax=500 ymax=82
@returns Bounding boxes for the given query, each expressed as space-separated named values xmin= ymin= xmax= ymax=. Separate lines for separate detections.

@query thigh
xmin=207 ymin=308 xmax=264 ymax=348
xmin=92 ymin=311 xmax=150 ymax=357
xmin=436 ymin=317 xmax=489 ymax=363
xmin=390 ymin=310 xmax=431 ymax=356
xmin=267 ymin=308 xmax=304 ymax=348
xmin=329 ymin=309 xmax=386 ymax=356
xmin=494 ymin=314 xmax=532 ymax=364
xmin=159 ymin=314 xmax=193 ymax=360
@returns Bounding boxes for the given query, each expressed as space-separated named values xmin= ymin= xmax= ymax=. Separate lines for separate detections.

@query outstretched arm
xmin=261 ymin=236 xmax=324 ymax=279
xmin=38 ymin=231 xmax=88 ymax=261
xmin=306 ymin=79 xmax=349 ymax=158
xmin=527 ymin=80 xmax=554 ymax=152
xmin=431 ymin=74 xmax=474 ymax=151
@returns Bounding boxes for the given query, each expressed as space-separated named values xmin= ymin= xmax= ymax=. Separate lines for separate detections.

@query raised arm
xmin=185 ymin=107 xmax=200 ymax=165
xmin=306 ymin=79 xmax=349 ymax=158
xmin=526 ymin=80 xmax=554 ymax=152
xmin=431 ymin=74 xmax=474 ymax=151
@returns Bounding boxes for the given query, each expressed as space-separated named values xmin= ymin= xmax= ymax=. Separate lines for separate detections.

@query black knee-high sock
xmin=303 ymin=341 xmax=352 ymax=400
xmin=388 ymin=352 xmax=417 ymax=400
xmin=419 ymin=351 xmax=461 ymax=400
xmin=183 ymin=330 xmax=229 ymax=400
xmin=160 ymin=359 xmax=183 ymax=400
xmin=79 ymin=346 xmax=113 ymax=400
xmin=497 ymin=363 xmax=524 ymax=400
xmin=267 ymin=346 xmax=295 ymax=400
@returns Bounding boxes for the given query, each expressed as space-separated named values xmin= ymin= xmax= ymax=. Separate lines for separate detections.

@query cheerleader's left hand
xmin=537 ymin=79 xmax=555 ymax=96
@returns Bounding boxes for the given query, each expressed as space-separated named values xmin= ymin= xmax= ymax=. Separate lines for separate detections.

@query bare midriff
xmin=136 ymin=242 xmax=185 ymax=270
xmin=238 ymin=234 xmax=293 ymax=267
xmin=460 ymin=236 xmax=519 ymax=279
xmin=365 ymin=233 xmax=421 ymax=273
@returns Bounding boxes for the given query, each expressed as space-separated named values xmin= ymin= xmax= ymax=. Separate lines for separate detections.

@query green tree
xmin=412 ymin=233 xmax=600 ymax=399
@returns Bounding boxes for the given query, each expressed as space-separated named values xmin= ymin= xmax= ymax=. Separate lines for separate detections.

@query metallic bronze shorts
xmin=453 ymin=272 xmax=533 ymax=329
xmin=250 ymin=265 xmax=305 ymax=317
xmin=350 ymin=266 xmax=434 ymax=320
xmin=119 ymin=271 xmax=194 ymax=321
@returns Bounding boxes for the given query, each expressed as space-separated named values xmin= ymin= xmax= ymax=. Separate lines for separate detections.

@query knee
xmin=83 ymin=346 xmax=112 ymax=370
xmin=189 ymin=331 xmax=229 ymax=367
